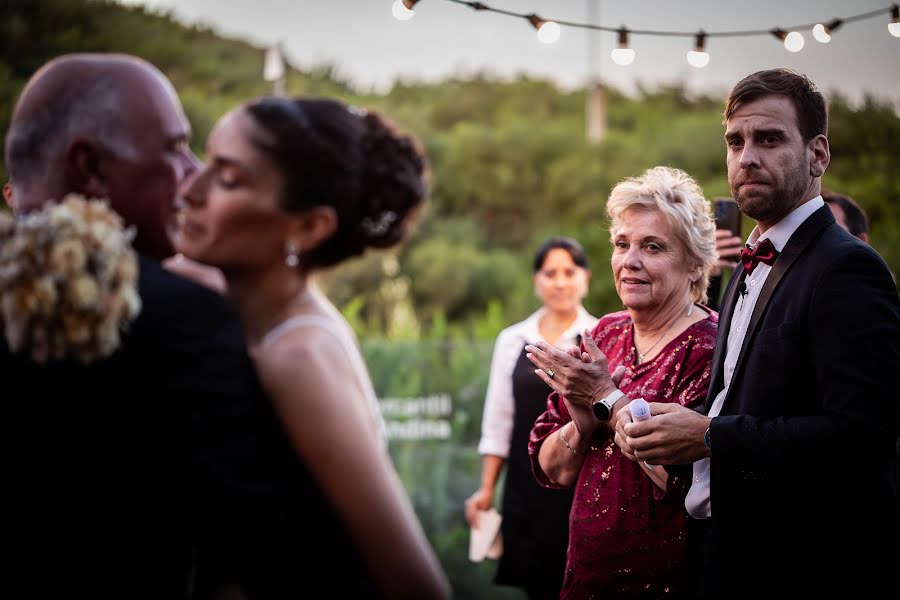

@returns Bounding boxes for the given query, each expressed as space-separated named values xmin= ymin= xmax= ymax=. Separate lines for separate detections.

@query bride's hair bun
xmin=244 ymin=96 xmax=429 ymax=269
xmin=357 ymin=110 xmax=427 ymax=248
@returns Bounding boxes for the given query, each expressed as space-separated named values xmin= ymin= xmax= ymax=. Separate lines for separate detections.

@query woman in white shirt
xmin=464 ymin=236 xmax=598 ymax=599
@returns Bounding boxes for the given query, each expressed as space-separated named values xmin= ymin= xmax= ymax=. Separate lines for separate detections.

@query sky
xmin=119 ymin=0 xmax=900 ymax=105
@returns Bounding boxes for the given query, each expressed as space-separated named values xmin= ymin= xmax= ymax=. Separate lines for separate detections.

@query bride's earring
xmin=285 ymin=243 xmax=300 ymax=268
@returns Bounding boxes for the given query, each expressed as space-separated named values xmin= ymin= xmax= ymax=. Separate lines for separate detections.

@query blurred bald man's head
xmin=5 ymin=53 xmax=198 ymax=259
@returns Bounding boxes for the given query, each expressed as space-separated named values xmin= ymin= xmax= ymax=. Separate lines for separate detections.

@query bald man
xmin=3 ymin=54 xmax=312 ymax=598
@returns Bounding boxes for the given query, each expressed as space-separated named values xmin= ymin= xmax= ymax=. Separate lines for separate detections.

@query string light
xmin=812 ymin=24 xmax=830 ymax=43
xmin=812 ymin=19 xmax=843 ymax=43
xmin=527 ymin=14 xmax=561 ymax=44
xmin=772 ymin=28 xmax=805 ymax=52
xmin=398 ymin=1 xmax=899 ymax=64
xmin=392 ymin=0 xmax=416 ymax=21
xmin=611 ymin=28 xmax=635 ymax=66
xmin=686 ymin=32 xmax=710 ymax=68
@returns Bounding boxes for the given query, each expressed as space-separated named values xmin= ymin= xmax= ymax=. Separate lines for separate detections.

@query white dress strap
xmin=260 ymin=313 xmax=388 ymax=448
xmin=260 ymin=314 xmax=336 ymax=347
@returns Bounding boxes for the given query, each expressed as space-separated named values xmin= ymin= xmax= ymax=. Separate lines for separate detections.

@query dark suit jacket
xmin=702 ymin=206 xmax=900 ymax=598
xmin=4 ymin=255 xmax=322 ymax=598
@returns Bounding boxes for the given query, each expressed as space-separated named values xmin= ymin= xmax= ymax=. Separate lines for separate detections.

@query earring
xmin=285 ymin=243 xmax=300 ymax=268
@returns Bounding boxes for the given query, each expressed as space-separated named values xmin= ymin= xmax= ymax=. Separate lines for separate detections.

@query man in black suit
xmin=614 ymin=69 xmax=899 ymax=598
xmin=3 ymin=53 xmax=307 ymax=598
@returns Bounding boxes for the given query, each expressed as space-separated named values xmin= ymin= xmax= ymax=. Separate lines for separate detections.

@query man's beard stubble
xmin=730 ymin=157 xmax=811 ymax=226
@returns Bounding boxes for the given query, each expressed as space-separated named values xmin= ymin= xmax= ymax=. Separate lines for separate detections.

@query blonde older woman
xmin=525 ymin=166 xmax=718 ymax=599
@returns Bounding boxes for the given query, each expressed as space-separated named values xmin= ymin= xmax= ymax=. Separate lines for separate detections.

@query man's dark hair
xmin=822 ymin=189 xmax=869 ymax=238
xmin=724 ymin=68 xmax=827 ymax=142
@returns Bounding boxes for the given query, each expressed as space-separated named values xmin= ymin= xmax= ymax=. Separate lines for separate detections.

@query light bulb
xmin=537 ymin=21 xmax=561 ymax=44
xmin=783 ymin=31 xmax=804 ymax=52
xmin=611 ymin=48 xmax=635 ymax=66
xmin=263 ymin=45 xmax=285 ymax=81
xmin=611 ymin=28 xmax=634 ymax=66
xmin=687 ymin=32 xmax=709 ymax=68
xmin=392 ymin=0 xmax=415 ymax=21
xmin=890 ymin=22 xmax=900 ymax=37
xmin=687 ymin=50 xmax=710 ymax=68
xmin=812 ymin=24 xmax=831 ymax=43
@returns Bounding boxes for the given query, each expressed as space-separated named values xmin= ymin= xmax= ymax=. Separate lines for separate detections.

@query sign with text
xmin=379 ymin=394 xmax=452 ymax=440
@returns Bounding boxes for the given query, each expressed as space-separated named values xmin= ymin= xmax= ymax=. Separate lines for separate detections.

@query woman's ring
xmin=546 ymin=369 xmax=555 ymax=380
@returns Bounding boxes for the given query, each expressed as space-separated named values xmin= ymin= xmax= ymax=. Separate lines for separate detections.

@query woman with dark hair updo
xmin=174 ymin=96 xmax=449 ymax=599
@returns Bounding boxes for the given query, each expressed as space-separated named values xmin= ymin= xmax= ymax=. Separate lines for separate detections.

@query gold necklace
xmin=635 ymin=302 xmax=694 ymax=363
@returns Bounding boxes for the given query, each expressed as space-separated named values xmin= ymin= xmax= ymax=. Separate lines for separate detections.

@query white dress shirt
xmin=686 ymin=196 xmax=824 ymax=519
xmin=477 ymin=306 xmax=599 ymax=458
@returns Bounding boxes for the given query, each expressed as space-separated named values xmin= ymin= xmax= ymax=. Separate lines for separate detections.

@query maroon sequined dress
xmin=529 ymin=310 xmax=718 ymax=599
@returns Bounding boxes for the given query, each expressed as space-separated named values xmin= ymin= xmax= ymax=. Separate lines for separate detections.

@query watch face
xmin=592 ymin=400 xmax=610 ymax=421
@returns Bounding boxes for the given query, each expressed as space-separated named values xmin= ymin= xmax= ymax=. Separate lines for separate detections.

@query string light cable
xmin=392 ymin=1 xmax=899 ymax=67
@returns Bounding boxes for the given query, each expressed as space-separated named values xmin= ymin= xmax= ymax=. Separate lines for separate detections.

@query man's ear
xmin=63 ymin=139 xmax=110 ymax=199
xmin=288 ymin=206 xmax=338 ymax=254
xmin=808 ymin=134 xmax=830 ymax=179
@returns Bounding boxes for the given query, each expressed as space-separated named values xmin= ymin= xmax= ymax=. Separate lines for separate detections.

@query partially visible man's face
xmin=103 ymin=71 xmax=198 ymax=260
xmin=724 ymin=95 xmax=822 ymax=231
xmin=827 ymin=202 xmax=850 ymax=231
xmin=826 ymin=201 xmax=869 ymax=243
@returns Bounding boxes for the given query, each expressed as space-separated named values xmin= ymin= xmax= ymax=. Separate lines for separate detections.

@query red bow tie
xmin=740 ymin=238 xmax=779 ymax=272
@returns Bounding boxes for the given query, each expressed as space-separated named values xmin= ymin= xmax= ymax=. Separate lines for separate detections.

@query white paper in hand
xmin=468 ymin=508 xmax=503 ymax=562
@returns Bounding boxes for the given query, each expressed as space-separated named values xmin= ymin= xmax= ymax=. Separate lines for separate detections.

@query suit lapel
xmin=722 ymin=206 xmax=835 ymax=411
xmin=704 ymin=268 xmax=746 ymax=413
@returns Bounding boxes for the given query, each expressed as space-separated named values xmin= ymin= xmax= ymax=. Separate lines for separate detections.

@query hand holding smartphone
xmin=714 ymin=198 xmax=742 ymax=237
xmin=713 ymin=198 xmax=744 ymax=272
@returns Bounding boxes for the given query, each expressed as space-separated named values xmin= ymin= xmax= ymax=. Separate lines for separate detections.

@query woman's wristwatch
xmin=592 ymin=389 xmax=625 ymax=421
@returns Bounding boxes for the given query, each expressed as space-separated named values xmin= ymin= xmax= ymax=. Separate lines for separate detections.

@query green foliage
xmin=366 ymin=339 xmax=525 ymax=599
xmin=824 ymin=94 xmax=900 ymax=273
xmin=4 ymin=1 xmax=898 ymax=285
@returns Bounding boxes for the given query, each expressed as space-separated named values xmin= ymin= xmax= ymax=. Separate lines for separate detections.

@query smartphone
xmin=714 ymin=197 xmax=742 ymax=237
